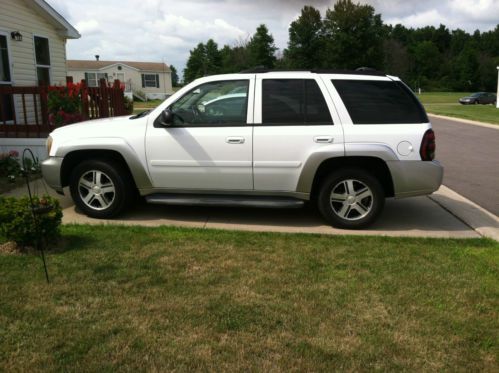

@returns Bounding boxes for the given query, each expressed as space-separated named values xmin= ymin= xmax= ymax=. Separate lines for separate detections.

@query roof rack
xmin=239 ymin=67 xmax=386 ymax=76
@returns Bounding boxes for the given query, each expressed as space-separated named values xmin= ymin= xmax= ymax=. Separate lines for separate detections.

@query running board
xmin=145 ymin=194 xmax=305 ymax=209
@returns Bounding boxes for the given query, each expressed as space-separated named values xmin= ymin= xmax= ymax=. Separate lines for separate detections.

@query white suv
xmin=42 ymin=69 xmax=443 ymax=229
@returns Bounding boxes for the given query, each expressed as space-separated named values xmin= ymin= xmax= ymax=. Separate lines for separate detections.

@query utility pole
xmin=496 ymin=66 xmax=499 ymax=109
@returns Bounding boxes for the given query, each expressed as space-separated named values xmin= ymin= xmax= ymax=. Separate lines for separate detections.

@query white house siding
xmin=68 ymin=65 xmax=173 ymax=100
xmin=0 ymin=137 xmax=47 ymax=161
xmin=0 ymin=0 xmax=68 ymax=86
xmin=1 ymin=0 xmax=69 ymax=128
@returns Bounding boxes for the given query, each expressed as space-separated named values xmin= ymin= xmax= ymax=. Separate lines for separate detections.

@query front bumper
xmin=41 ymin=156 xmax=64 ymax=194
xmin=387 ymin=160 xmax=443 ymax=198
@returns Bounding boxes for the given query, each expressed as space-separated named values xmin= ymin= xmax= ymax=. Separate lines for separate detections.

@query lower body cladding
xmin=41 ymin=155 xmax=443 ymax=204
xmin=387 ymin=160 xmax=443 ymax=198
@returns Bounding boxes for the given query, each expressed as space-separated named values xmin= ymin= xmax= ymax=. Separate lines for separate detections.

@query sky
xmin=48 ymin=0 xmax=499 ymax=76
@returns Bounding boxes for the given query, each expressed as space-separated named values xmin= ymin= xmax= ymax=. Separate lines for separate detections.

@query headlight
xmin=46 ymin=136 xmax=53 ymax=155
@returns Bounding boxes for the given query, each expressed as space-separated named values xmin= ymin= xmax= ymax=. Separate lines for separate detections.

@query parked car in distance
xmin=459 ymin=92 xmax=497 ymax=105
xmin=42 ymin=69 xmax=443 ymax=229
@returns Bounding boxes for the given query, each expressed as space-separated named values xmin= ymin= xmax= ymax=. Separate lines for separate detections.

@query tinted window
xmin=170 ymin=80 xmax=248 ymax=126
xmin=332 ymin=80 xmax=428 ymax=124
xmin=262 ymin=79 xmax=332 ymax=125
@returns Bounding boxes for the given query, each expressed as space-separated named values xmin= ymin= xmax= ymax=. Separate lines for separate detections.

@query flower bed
xmin=47 ymin=82 xmax=84 ymax=126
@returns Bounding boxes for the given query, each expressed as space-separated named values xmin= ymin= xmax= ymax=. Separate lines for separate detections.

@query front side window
xmin=34 ymin=36 xmax=50 ymax=85
xmin=142 ymin=74 xmax=159 ymax=88
xmin=169 ymin=80 xmax=249 ymax=126
xmin=262 ymin=79 xmax=332 ymax=125
xmin=332 ymin=80 xmax=428 ymax=124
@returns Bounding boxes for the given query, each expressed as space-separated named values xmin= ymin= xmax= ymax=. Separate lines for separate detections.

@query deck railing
xmin=0 ymin=79 xmax=126 ymax=138
xmin=0 ymin=85 xmax=50 ymax=138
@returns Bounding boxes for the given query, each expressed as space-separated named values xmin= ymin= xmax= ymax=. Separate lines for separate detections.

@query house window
xmin=84 ymin=72 xmax=108 ymax=87
xmin=34 ymin=36 xmax=50 ymax=85
xmin=141 ymin=74 xmax=159 ymax=88
xmin=0 ymin=34 xmax=11 ymax=82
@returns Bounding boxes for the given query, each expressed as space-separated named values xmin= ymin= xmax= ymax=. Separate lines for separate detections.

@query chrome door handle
xmin=314 ymin=136 xmax=333 ymax=143
xmin=226 ymin=137 xmax=245 ymax=144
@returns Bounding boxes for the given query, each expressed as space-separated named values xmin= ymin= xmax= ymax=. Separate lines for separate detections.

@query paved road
xmin=430 ymin=116 xmax=499 ymax=216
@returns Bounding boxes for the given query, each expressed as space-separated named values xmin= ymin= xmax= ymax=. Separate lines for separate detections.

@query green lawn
xmin=418 ymin=92 xmax=499 ymax=124
xmin=134 ymin=99 xmax=163 ymax=109
xmin=1 ymin=225 xmax=498 ymax=371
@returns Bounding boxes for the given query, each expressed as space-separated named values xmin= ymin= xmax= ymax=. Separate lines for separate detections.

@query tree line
xmin=181 ymin=0 xmax=498 ymax=92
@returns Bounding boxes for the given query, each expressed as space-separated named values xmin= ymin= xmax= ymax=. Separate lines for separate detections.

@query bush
xmin=48 ymin=83 xmax=83 ymax=126
xmin=0 ymin=150 xmax=20 ymax=178
xmin=0 ymin=195 xmax=63 ymax=247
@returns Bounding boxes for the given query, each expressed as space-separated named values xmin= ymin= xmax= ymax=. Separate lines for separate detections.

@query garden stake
xmin=22 ymin=148 xmax=50 ymax=284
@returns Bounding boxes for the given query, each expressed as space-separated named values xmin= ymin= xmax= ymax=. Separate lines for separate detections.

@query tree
xmin=248 ymin=24 xmax=277 ymax=68
xmin=183 ymin=43 xmax=206 ymax=83
xmin=383 ymin=39 xmax=410 ymax=79
xmin=322 ymin=0 xmax=385 ymax=70
xmin=454 ymin=44 xmax=480 ymax=90
xmin=220 ymin=40 xmax=251 ymax=73
xmin=205 ymin=39 xmax=222 ymax=75
xmin=170 ymin=65 xmax=179 ymax=87
xmin=283 ymin=6 xmax=324 ymax=68
xmin=411 ymin=41 xmax=442 ymax=81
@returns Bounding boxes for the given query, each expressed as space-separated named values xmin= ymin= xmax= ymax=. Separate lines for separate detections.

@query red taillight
xmin=420 ymin=129 xmax=436 ymax=161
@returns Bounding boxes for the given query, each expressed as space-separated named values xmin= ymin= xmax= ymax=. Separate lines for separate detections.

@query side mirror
xmin=154 ymin=108 xmax=174 ymax=127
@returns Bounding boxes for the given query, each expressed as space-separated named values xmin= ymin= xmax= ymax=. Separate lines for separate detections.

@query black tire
xmin=69 ymin=159 xmax=134 ymax=219
xmin=317 ymin=168 xmax=385 ymax=229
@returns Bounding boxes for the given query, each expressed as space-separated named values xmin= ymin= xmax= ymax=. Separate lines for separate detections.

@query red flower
xmin=8 ymin=150 xmax=19 ymax=158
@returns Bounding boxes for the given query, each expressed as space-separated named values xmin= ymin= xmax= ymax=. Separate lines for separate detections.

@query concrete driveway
xmin=5 ymin=179 xmax=488 ymax=239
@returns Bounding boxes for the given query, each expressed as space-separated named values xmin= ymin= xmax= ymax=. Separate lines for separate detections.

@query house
xmin=0 ymin=0 xmax=80 ymax=159
xmin=67 ymin=58 xmax=173 ymax=101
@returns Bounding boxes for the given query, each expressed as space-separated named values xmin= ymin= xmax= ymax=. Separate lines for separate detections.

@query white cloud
xmin=449 ymin=0 xmax=499 ymax=23
xmin=386 ymin=9 xmax=450 ymax=29
xmin=43 ymin=0 xmax=497 ymax=77
xmin=75 ymin=19 xmax=100 ymax=36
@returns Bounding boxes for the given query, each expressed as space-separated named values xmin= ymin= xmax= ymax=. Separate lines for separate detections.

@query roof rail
xmin=239 ymin=67 xmax=385 ymax=76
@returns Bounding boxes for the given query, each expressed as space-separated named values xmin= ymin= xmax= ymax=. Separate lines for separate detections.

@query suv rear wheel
xmin=318 ymin=169 xmax=385 ymax=229
xmin=69 ymin=159 xmax=133 ymax=219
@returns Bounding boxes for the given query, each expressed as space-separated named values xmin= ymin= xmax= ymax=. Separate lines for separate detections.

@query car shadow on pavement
xmin=64 ymin=195 xmax=479 ymax=238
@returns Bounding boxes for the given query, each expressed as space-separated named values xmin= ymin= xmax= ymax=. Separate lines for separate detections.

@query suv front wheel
xmin=69 ymin=159 xmax=133 ymax=219
xmin=318 ymin=169 xmax=385 ymax=229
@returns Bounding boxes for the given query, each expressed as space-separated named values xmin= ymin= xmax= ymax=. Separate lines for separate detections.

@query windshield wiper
xmin=129 ymin=110 xmax=151 ymax=119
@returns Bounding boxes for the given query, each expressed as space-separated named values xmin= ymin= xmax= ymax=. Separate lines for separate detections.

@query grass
xmin=1 ymin=225 xmax=498 ymax=371
xmin=132 ymin=99 xmax=162 ymax=114
xmin=418 ymin=92 xmax=499 ymax=124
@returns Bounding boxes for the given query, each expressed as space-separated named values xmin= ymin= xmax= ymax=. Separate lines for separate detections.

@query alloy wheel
xmin=78 ymin=170 xmax=116 ymax=211
xmin=329 ymin=179 xmax=374 ymax=221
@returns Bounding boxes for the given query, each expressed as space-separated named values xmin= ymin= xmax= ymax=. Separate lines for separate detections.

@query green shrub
xmin=0 ymin=150 xmax=21 ymax=178
xmin=0 ymin=195 xmax=63 ymax=247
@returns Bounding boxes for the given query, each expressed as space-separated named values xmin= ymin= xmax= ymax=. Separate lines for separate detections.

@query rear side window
xmin=332 ymin=80 xmax=428 ymax=124
xmin=262 ymin=79 xmax=332 ymax=125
